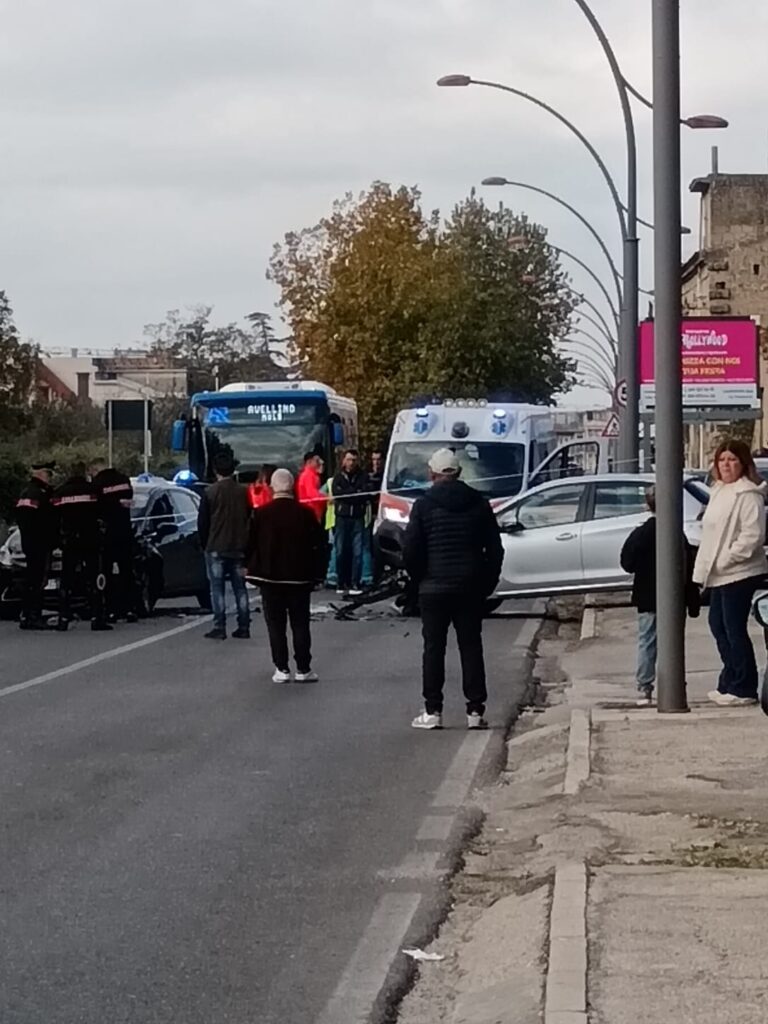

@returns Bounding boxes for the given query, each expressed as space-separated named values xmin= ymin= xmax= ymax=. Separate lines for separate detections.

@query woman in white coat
xmin=693 ymin=440 xmax=768 ymax=706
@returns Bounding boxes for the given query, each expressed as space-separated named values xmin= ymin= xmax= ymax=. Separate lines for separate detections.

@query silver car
xmin=494 ymin=473 xmax=709 ymax=600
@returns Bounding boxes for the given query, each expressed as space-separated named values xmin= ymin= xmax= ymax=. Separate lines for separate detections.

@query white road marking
xmin=314 ymin=893 xmax=422 ymax=1024
xmin=0 ymin=615 xmax=211 ymax=701
xmin=415 ymin=814 xmax=454 ymax=843
xmin=430 ymin=729 xmax=493 ymax=809
xmin=563 ymin=710 xmax=591 ymax=796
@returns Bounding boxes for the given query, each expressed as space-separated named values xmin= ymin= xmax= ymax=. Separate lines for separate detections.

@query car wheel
xmin=196 ymin=590 xmax=212 ymax=611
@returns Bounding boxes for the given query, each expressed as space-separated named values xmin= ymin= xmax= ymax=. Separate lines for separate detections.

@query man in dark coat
xmin=15 ymin=461 xmax=58 ymax=629
xmin=53 ymin=462 xmax=109 ymax=631
xmin=620 ymin=485 xmax=700 ymax=706
xmin=90 ymin=459 xmax=138 ymax=622
xmin=404 ymin=448 xmax=503 ymax=730
xmin=247 ymin=468 xmax=327 ymax=683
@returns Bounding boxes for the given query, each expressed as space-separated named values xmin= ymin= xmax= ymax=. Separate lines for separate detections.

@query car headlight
xmin=382 ymin=506 xmax=410 ymax=524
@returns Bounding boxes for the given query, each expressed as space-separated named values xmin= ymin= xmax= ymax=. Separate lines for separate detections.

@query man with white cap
xmin=403 ymin=447 xmax=503 ymax=729
xmin=247 ymin=468 xmax=327 ymax=683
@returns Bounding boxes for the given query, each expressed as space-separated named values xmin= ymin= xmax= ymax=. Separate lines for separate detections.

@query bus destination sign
xmin=247 ymin=402 xmax=298 ymax=422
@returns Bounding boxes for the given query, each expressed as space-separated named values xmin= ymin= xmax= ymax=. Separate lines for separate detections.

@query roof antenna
xmin=711 ymin=145 xmax=719 ymax=175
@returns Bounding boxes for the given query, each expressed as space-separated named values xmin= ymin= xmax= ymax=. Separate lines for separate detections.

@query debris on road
xmin=402 ymin=948 xmax=445 ymax=962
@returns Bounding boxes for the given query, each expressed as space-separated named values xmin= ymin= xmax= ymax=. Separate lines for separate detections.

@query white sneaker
xmin=411 ymin=711 xmax=443 ymax=730
xmin=349 ymin=588 xmax=364 ymax=597
xmin=708 ymin=690 xmax=758 ymax=707
xmin=636 ymin=689 xmax=654 ymax=707
xmin=272 ymin=668 xmax=291 ymax=683
xmin=295 ymin=670 xmax=319 ymax=683
xmin=466 ymin=712 xmax=488 ymax=730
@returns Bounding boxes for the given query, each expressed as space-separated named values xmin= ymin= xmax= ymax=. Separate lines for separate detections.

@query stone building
xmin=681 ymin=150 xmax=768 ymax=454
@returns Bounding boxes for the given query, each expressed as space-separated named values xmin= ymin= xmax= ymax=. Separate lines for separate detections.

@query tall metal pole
xmin=652 ymin=0 xmax=687 ymax=712
xmin=143 ymin=397 xmax=150 ymax=476
xmin=571 ymin=0 xmax=640 ymax=472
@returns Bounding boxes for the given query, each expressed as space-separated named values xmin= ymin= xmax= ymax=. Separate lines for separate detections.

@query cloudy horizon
xmin=2 ymin=0 xmax=765 ymax=404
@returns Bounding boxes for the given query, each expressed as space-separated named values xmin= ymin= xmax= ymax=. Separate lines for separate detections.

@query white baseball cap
xmin=428 ymin=448 xmax=460 ymax=474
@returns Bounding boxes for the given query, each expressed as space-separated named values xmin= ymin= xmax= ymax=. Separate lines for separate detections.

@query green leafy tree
xmin=144 ymin=306 xmax=287 ymax=391
xmin=0 ymin=291 xmax=38 ymax=430
xmin=269 ymin=183 xmax=575 ymax=447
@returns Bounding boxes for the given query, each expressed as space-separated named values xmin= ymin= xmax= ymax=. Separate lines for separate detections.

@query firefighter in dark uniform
xmin=15 ymin=461 xmax=58 ymax=630
xmin=53 ymin=462 xmax=110 ymax=631
xmin=90 ymin=459 xmax=138 ymax=622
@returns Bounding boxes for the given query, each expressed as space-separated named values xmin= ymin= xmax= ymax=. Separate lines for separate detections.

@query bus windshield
xmin=199 ymin=403 xmax=327 ymax=476
xmin=386 ymin=441 xmax=527 ymax=499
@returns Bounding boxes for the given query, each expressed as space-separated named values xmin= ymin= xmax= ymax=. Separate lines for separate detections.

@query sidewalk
xmin=396 ymin=603 xmax=768 ymax=1024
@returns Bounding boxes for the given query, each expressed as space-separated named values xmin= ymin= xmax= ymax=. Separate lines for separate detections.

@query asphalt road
xmin=0 ymin=596 xmax=536 ymax=1024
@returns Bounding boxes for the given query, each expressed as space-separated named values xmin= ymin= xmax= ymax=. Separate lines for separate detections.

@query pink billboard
xmin=639 ymin=318 xmax=759 ymax=409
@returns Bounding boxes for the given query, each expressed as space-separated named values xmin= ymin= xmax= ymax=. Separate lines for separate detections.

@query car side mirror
xmin=752 ymin=591 xmax=768 ymax=628
xmin=155 ymin=522 xmax=179 ymax=540
xmin=500 ymin=519 xmax=525 ymax=535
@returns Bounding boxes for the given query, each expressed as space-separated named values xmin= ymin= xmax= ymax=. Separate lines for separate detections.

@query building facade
xmin=37 ymin=349 xmax=188 ymax=406
xmin=680 ymin=153 xmax=768 ymax=456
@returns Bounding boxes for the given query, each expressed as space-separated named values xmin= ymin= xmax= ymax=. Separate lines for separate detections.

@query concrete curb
xmin=545 ymin=862 xmax=588 ymax=1024
xmin=579 ymin=606 xmax=597 ymax=641
xmin=563 ymin=710 xmax=591 ymax=796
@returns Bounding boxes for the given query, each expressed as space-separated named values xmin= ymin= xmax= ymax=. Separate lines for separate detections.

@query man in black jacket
xmin=90 ymin=459 xmax=138 ymax=622
xmin=198 ymin=451 xmax=252 ymax=640
xmin=247 ymin=468 xmax=326 ymax=682
xmin=53 ymin=462 xmax=109 ymax=631
xmin=15 ymin=461 xmax=58 ymax=629
xmin=620 ymin=485 xmax=699 ymax=706
xmin=404 ymin=448 xmax=503 ymax=730
xmin=331 ymin=449 xmax=370 ymax=596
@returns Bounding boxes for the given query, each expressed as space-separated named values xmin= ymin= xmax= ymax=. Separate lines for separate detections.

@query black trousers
xmin=420 ymin=592 xmax=487 ymax=715
xmin=105 ymin=538 xmax=138 ymax=618
xmin=59 ymin=544 xmax=106 ymax=624
xmin=260 ymin=583 xmax=313 ymax=672
xmin=21 ymin=543 xmax=48 ymax=621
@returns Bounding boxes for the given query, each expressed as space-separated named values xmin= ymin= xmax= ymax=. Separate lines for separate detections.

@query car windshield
xmin=386 ymin=441 xmax=526 ymax=499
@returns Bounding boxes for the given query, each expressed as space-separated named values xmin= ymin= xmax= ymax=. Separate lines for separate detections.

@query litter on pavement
xmin=402 ymin=948 xmax=445 ymax=962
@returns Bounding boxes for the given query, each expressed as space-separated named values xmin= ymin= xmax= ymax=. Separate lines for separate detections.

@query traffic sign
xmin=602 ymin=412 xmax=620 ymax=439
xmin=614 ymin=379 xmax=628 ymax=409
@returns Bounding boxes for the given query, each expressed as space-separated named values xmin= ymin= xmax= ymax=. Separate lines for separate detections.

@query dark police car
xmin=0 ymin=478 xmax=209 ymax=619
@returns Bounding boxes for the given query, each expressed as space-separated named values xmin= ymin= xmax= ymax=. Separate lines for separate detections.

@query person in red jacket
xmin=296 ymin=452 xmax=327 ymax=523
xmin=248 ymin=464 xmax=277 ymax=510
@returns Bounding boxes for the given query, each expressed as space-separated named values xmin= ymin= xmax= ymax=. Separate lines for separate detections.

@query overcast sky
xmin=1 ymin=0 xmax=765 ymax=404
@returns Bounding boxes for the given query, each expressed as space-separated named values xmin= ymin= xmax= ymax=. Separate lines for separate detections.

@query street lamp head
xmin=481 ymin=176 xmax=508 ymax=186
xmin=436 ymin=74 xmax=472 ymax=88
xmin=684 ymin=114 xmax=729 ymax=130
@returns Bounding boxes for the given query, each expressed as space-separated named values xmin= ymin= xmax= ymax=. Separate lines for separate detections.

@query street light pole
xmin=652 ymin=0 xmax=687 ymax=712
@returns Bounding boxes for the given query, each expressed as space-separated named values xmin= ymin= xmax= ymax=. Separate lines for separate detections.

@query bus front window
xmin=201 ymin=406 xmax=328 ymax=478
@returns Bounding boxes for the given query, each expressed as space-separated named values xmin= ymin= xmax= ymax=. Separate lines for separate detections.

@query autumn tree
xmin=144 ymin=306 xmax=288 ymax=392
xmin=269 ymin=184 xmax=574 ymax=446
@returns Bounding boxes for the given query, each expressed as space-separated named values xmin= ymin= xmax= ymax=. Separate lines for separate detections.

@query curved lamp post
xmin=439 ymin=57 xmax=726 ymax=469
xmin=481 ymin=177 xmax=622 ymax=303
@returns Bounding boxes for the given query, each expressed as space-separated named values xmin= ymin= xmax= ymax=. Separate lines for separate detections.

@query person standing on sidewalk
xmin=331 ymin=450 xmax=370 ymax=596
xmin=620 ymin=486 xmax=700 ymax=706
xmin=15 ymin=461 xmax=58 ymax=630
xmin=247 ymin=468 xmax=326 ymax=683
xmin=403 ymin=448 xmax=503 ymax=730
xmin=198 ymin=451 xmax=252 ymax=641
xmin=693 ymin=440 xmax=768 ymax=707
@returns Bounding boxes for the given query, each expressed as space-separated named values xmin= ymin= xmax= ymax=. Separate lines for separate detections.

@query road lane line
xmin=314 ymin=893 xmax=422 ymax=1024
xmin=430 ymin=730 xmax=493 ymax=809
xmin=0 ymin=615 xmax=211 ymax=700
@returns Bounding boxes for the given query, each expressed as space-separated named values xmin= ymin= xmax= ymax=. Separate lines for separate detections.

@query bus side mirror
xmin=332 ymin=422 xmax=344 ymax=446
xmin=171 ymin=420 xmax=187 ymax=453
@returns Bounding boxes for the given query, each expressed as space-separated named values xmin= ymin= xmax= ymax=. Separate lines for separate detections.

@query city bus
xmin=171 ymin=381 xmax=358 ymax=483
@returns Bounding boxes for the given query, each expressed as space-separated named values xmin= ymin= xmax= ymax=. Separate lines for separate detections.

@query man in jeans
xmin=331 ymin=449 xmax=370 ymax=596
xmin=403 ymin=448 xmax=503 ymax=730
xmin=620 ymin=486 xmax=699 ymax=705
xmin=198 ymin=451 xmax=252 ymax=640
